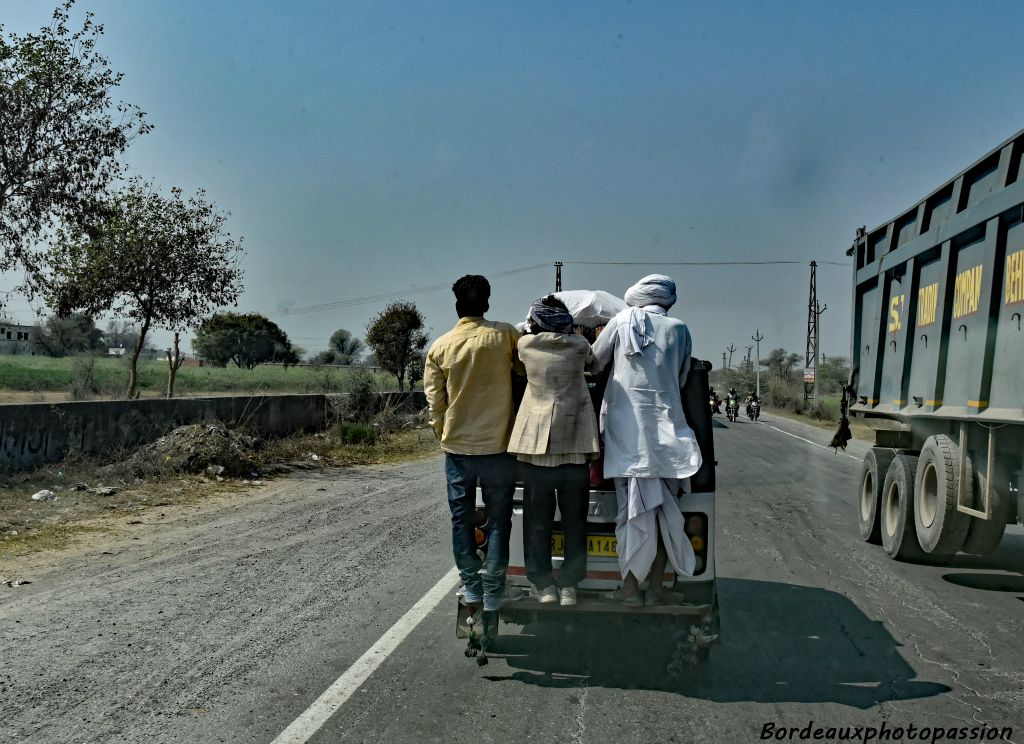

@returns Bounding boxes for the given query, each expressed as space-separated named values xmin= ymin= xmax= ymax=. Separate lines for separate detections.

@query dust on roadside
xmin=0 ymin=423 xmax=438 ymax=564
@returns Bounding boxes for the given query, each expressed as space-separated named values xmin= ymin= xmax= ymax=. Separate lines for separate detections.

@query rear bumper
xmin=455 ymin=585 xmax=717 ymax=640
xmin=499 ymin=587 xmax=714 ymax=619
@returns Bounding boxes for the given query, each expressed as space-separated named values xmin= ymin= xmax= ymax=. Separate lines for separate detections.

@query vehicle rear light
xmin=683 ymin=512 xmax=708 ymax=576
xmin=474 ymin=508 xmax=488 ymax=548
xmin=685 ymin=514 xmax=704 ymax=535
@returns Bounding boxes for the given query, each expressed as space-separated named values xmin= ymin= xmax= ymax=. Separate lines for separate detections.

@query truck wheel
xmin=961 ymin=468 xmax=1009 ymax=555
xmin=914 ymin=435 xmax=970 ymax=555
xmin=881 ymin=454 xmax=925 ymax=561
xmin=859 ymin=448 xmax=895 ymax=544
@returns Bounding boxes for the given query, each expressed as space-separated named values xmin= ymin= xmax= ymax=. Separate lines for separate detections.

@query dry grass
xmin=0 ymin=428 xmax=438 ymax=560
xmin=259 ymin=428 xmax=439 ymax=468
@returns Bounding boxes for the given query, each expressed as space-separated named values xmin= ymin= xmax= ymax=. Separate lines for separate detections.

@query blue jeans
xmin=445 ymin=453 xmax=515 ymax=607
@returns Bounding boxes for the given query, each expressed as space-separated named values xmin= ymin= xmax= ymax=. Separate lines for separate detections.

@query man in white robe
xmin=590 ymin=274 xmax=702 ymax=605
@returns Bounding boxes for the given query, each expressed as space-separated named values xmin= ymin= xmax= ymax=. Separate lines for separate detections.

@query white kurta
xmin=592 ymin=307 xmax=703 ymax=580
xmin=591 ymin=308 xmax=702 ymax=480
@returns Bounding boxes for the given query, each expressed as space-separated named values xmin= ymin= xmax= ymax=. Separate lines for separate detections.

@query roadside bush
xmin=765 ymin=377 xmax=803 ymax=410
xmin=808 ymin=397 xmax=841 ymax=422
xmin=335 ymin=422 xmax=379 ymax=445
xmin=336 ymin=368 xmax=379 ymax=422
xmin=69 ymin=356 xmax=100 ymax=400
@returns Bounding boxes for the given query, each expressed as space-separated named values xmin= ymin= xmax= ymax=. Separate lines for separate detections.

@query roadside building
xmin=0 ymin=319 xmax=35 ymax=355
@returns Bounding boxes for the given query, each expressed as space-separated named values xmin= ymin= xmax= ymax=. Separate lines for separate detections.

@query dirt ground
xmin=0 ymin=428 xmax=438 ymax=561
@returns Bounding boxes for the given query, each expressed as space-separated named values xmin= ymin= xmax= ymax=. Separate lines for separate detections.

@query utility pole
xmin=744 ymin=345 xmax=753 ymax=374
xmin=554 ymin=261 xmax=563 ymax=292
xmin=805 ymin=261 xmax=828 ymax=408
xmin=752 ymin=329 xmax=764 ymax=399
xmin=726 ymin=343 xmax=736 ymax=370
xmin=722 ymin=352 xmax=727 ymax=372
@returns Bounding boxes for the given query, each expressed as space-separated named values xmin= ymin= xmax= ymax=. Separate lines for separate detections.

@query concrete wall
xmin=0 ymin=395 xmax=328 ymax=473
xmin=0 ymin=390 xmax=428 ymax=473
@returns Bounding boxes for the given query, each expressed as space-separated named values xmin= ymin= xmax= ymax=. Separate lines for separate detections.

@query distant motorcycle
xmin=747 ymin=400 xmax=761 ymax=421
xmin=709 ymin=394 xmax=721 ymax=415
xmin=726 ymin=397 xmax=739 ymax=422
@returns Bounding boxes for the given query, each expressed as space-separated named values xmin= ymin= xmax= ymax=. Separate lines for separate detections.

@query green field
xmin=0 ymin=355 xmax=400 ymax=401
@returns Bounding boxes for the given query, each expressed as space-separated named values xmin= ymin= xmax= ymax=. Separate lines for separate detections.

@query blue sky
xmin=3 ymin=0 xmax=1023 ymax=364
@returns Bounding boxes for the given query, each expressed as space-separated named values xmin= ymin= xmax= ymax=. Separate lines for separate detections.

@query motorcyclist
xmin=746 ymin=392 xmax=760 ymax=419
xmin=708 ymin=387 xmax=722 ymax=414
xmin=725 ymin=388 xmax=739 ymax=420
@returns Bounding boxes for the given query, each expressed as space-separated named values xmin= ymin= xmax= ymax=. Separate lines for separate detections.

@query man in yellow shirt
xmin=424 ymin=275 xmax=523 ymax=612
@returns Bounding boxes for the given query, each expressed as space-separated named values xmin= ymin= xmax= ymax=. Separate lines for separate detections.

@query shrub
xmin=335 ymin=422 xmax=379 ymax=445
xmin=69 ymin=356 xmax=100 ymax=400
xmin=766 ymin=377 xmax=803 ymax=410
xmin=337 ymin=368 xmax=379 ymax=421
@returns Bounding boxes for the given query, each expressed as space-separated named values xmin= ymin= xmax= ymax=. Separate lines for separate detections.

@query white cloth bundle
xmin=552 ymin=290 xmax=627 ymax=329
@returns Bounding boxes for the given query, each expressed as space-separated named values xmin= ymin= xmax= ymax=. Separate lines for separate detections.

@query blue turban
xmin=528 ymin=299 xmax=574 ymax=334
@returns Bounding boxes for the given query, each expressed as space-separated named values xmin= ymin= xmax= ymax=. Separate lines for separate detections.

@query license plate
xmin=551 ymin=533 xmax=617 ymax=557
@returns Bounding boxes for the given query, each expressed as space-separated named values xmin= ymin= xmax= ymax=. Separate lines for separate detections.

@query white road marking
xmin=764 ymin=423 xmax=860 ymax=461
xmin=269 ymin=566 xmax=461 ymax=744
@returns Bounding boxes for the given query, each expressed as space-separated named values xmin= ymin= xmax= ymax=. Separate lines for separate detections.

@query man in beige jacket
xmin=507 ymin=296 xmax=600 ymax=607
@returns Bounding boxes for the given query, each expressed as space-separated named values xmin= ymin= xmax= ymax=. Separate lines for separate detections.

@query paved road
xmin=2 ymin=415 xmax=1022 ymax=744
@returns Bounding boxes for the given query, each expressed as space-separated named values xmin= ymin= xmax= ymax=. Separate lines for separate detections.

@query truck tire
xmin=961 ymin=468 xmax=1009 ymax=555
xmin=881 ymin=454 xmax=925 ymax=561
xmin=914 ymin=435 xmax=971 ymax=555
xmin=858 ymin=448 xmax=895 ymax=544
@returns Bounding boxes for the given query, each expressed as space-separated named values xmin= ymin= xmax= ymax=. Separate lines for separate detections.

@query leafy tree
xmin=406 ymin=351 xmax=426 ymax=388
xmin=719 ymin=368 xmax=758 ymax=397
xmin=33 ymin=312 xmax=104 ymax=356
xmin=44 ymin=179 xmax=243 ymax=398
xmin=328 ymin=328 xmax=365 ymax=365
xmin=819 ymin=355 xmax=851 ymax=394
xmin=365 ymin=301 xmax=428 ymax=391
xmin=192 ymin=312 xmax=299 ymax=370
xmin=0 ymin=2 xmax=150 ymax=281
xmin=761 ymin=348 xmax=803 ymax=380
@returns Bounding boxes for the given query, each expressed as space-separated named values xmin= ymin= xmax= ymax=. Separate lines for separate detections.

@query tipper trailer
xmin=849 ymin=128 xmax=1024 ymax=560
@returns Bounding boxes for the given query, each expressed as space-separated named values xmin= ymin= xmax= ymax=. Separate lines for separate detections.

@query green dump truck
xmin=849 ymin=128 xmax=1024 ymax=561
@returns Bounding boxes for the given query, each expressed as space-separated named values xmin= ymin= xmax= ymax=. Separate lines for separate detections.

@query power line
xmin=564 ymin=259 xmax=850 ymax=266
xmin=270 ymin=263 xmax=550 ymax=318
